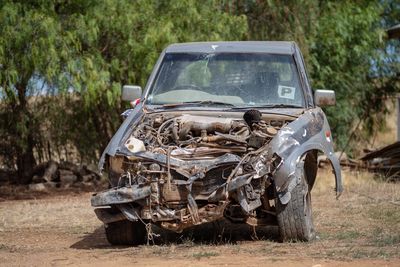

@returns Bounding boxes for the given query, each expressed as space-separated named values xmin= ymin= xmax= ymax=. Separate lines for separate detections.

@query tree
xmin=229 ymin=0 xmax=399 ymax=153
xmin=309 ymin=1 xmax=399 ymax=150
xmin=0 ymin=1 xmax=78 ymax=183
xmin=54 ymin=0 xmax=248 ymax=161
xmin=0 ymin=0 xmax=248 ymax=182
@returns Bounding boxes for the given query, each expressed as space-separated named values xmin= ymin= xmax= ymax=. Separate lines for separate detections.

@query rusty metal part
xmin=177 ymin=115 xmax=242 ymax=139
xmin=117 ymin=204 xmax=141 ymax=221
xmin=359 ymin=141 xmax=400 ymax=179
xmin=132 ymin=151 xmax=241 ymax=175
xmin=207 ymin=173 xmax=253 ymax=202
xmin=160 ymin=202 xmax=228 ymax=233
xmin=245 ymin=216 xmax=276 ymax=226
xmin=109 ymin=156 xmax=124 ymax=173
xmin=201 ymin=132 xmax=246 ymax=144
xmin=237 ymin=184 xmax=262 ymax=213
xmin=91 ymin=186 xmax=151 ymax=207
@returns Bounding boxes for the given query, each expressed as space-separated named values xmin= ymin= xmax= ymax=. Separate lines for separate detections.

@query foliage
xmin=0 ymin=1 xmax=76 ymax=181
xmin=0 ymin=0 xmax=399 ymax=181
xmin=63 ymin=0 xmax=247 ymax=159
xmin=309 ymin=1 xmax=388 ymax=150
xmin=225 ymin=0 xmax=319 ymax=65
xmin=230 ymin=0 xmax=399 ymax=153
xmin=0 ymin=0 xmax=247 ymax=180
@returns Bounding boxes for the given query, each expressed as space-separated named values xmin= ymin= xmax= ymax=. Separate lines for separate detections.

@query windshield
xmin=147 ymin=52 xmax=305 ymax=107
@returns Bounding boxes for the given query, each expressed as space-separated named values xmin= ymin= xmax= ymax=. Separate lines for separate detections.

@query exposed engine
xmin=94 ymin=111 xmax=292 ymax=232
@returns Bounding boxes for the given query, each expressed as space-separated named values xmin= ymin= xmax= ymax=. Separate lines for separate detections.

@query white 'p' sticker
xmin=278 ymin=85 xmax=296 ymax=99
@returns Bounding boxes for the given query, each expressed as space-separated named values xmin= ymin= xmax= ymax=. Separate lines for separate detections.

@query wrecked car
xmin=91 ymin=41 xmax=343 ymax=245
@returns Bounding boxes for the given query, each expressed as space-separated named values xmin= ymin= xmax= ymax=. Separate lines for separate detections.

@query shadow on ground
xmin=70 ymin=227 xmax=110 ymax=249
xmin=71 ymin=219 xmax=279 ymax=250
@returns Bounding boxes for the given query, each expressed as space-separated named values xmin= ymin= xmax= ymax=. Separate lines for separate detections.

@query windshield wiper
xmin=160 ymin=101 xmax=236 ymax=108
xmin=231 ymin=104 xmax=304 ymax=110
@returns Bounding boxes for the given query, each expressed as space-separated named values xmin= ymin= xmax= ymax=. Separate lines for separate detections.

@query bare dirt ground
xmin=0 ymin=168 xmax=399 ymax=267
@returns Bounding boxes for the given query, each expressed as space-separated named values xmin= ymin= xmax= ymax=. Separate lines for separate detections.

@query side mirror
xmin=122 ymin=85 xmax=142 ymax=101
xmin=314 ymin=89 xmax=336 ymax=106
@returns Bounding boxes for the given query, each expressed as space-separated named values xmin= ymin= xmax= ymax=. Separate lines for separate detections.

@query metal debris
xmin=318 ymin=142 xmax=400 ymax=180
xmin=361 ymin=141 xmax=400 ymax=179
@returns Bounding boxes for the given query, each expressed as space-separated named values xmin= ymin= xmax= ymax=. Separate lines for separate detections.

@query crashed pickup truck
xmin=91 ymin=41 xmax=343 ymax=245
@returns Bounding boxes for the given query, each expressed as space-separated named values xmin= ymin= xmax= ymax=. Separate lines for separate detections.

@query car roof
xmin=165 ymin=41 xmax=296 ymax=55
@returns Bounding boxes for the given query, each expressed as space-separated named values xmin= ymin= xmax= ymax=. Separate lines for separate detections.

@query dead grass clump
xmin=192 ymin=251 xmax=219 ymax=259
xmin=367 ymin=206 xmax=400 ymax=225
xmin=371 ymin=227 xmax=400 ymax=247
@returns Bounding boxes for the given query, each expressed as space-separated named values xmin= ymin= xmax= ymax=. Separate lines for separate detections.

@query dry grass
xmin=365 ymin=99 xmax=397 ymax=150
xmin=311 ymin=167 xmax=400 ymax=259
xmin=0 ymin=194 xmax=98 ymax=235
xmin=0 ymin=168 xmax=399 ymax=266
xmin=192 ymin=251 xmax=220 ymax=259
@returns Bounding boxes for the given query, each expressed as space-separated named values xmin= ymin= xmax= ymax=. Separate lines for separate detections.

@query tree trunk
xmin=15 ymin=82 xmax=36 ymax=184
xmin=16 ymin=144 xmax=36 ymax=184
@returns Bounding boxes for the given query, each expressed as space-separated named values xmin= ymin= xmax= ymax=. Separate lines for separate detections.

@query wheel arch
xmin=272 ymin=144 xmax=343 ymax=205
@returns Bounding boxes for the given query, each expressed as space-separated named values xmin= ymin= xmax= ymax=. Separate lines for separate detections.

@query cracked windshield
xmin=147 ymin=53 xmax=305 ymax=107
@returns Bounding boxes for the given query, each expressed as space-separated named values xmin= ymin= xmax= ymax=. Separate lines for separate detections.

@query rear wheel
xmin=275 ymin=172 xmax=315 ymax=242
xmin=105 ymin=220 xmax=146 ymax=246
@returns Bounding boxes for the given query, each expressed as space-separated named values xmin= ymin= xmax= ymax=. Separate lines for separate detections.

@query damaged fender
xmin=267 ymin=107 xmax=342 ymax=204
xmin=98 ymin=103 xmax=144 ymax=172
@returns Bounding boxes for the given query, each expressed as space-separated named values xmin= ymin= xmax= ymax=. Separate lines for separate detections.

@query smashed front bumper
xmin=91 ymin=151 xmax=264 ymax=232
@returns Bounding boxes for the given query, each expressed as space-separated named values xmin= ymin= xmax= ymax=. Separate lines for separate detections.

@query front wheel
xmin=105 ymin=220 xmax=146 ymax=246
xmin=275 ymin=172 xmax=315 ymax=242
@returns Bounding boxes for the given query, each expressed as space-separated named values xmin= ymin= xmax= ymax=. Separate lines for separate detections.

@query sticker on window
xmin=278 ymin=85 xmax=296 ymax=99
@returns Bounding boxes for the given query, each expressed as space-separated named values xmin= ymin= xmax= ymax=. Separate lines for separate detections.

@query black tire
xmin=275 ymin=172 xmax=315 ymax=242
xmin=105 ymin=220 xmax=146 ymax=246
